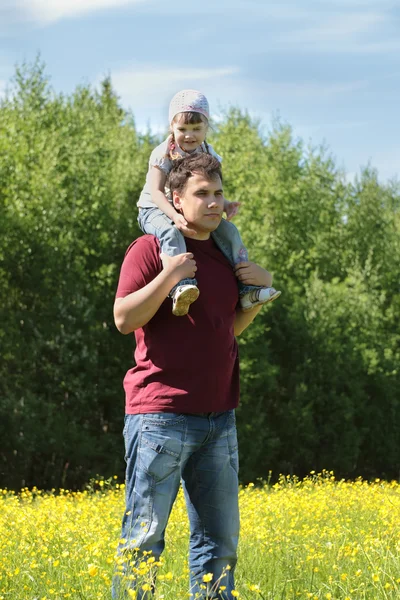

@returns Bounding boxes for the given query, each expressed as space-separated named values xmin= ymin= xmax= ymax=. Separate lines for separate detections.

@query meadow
xmin=1 ymin=472 xmax=399 ymax=600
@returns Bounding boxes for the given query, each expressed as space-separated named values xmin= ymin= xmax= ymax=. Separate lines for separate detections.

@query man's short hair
xmin=168 ymin=153 xmax=223 ymax=196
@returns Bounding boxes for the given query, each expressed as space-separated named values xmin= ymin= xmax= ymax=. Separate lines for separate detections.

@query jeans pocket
xmin=139 ymin=414 xmax=186 ymax=482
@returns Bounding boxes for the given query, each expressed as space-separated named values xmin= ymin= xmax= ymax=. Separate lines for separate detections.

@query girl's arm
xmin=224 ymin=199 xmax=241 ymax=220
xmin=150 ymin=166 xmax=178 ymax=221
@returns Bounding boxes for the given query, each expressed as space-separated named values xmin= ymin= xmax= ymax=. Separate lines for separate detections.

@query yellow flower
xmin=127 ymin=591 xmax=137 ymax=599
xmin=232 ymin=591 xmax=240 ymax=598
xmin=372 ymin=573 xmax=380 ymax=582
xmin=202 ymin=573 xmax=213 ymax=582
xmin=384 ymin=583 xmax=392 ymax=590
xmin=141 ymin=584 xmax=152 ymax=592
xmin=88 ymin=565 xmax=98 ymax=577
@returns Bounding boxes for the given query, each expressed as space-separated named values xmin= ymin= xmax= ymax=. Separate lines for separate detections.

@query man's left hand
xmin=234 ymin=261 xmax=272 ymax=288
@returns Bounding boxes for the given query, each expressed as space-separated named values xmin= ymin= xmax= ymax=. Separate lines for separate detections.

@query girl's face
xmin=171 ymin=114 xmax=208 ymax=153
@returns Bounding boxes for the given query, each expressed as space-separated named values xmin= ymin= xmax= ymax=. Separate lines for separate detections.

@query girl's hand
xmin=234 ymin=261 xmax=272 ymax=288
xmin=173 ymin=212 xmax=197 ymax=236
xmin=224 ymin=201 xmax=241 ymax=221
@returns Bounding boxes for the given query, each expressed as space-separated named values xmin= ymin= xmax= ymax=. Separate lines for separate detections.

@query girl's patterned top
xmin=137 ymin=136 xmax=222 ymax=209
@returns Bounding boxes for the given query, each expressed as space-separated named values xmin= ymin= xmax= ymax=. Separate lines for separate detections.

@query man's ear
xmin=172 ymin=190 xmax=183 ymax=211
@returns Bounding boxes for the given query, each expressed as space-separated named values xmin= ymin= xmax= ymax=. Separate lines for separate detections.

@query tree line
xmin=1 ymin=60 xmax=399 ymax=490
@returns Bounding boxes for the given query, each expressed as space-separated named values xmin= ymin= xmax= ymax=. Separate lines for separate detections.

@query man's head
xmin=168 ymin=154 xmax=224 ymax=239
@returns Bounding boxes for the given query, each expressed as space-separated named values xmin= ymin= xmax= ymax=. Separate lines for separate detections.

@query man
xmin=112 ymin=153 xmax=273 ymax=599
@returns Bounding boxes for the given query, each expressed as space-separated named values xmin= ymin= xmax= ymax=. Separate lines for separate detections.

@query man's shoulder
xmin=125 ymin=234 xmax=160 ymax=256
xmin=123 ymin=235 xmax=162 ymax=274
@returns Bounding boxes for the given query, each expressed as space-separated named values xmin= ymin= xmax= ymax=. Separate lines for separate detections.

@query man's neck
xmin=184 ymin=231 xmax=210 ymax=241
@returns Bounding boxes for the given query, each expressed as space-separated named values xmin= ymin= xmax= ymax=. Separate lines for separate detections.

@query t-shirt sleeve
xmin=115 ymin=236 xmax=162 ymax=298
xmin=207 ymin=143 xmax=223 ymax=163
xmin=149 ymin=143 xmax=172 ymax=175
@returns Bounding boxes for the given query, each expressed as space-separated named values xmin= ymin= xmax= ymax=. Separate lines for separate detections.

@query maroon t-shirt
xmin=115 ymin=234 xmax=240 ymax=414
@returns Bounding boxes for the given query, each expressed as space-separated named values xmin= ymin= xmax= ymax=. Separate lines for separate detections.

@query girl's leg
xmin=211 ymin=219 xmax=258 ymax=296
xmin=211 ymin=219 xmax=281 ymax=308
xmin=138 ymin=207 xmax=191 ymax=270
xmin=138 ymin=207 xmax=199 ymax=316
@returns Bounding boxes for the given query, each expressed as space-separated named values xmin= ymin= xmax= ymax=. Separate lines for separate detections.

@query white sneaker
xmin=240 ymin=287 xmax=281 ymax=312
xmin=172 ymin=285 xmax=200 ymax=316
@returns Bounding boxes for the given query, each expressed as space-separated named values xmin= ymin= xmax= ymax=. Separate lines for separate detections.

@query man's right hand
xmin=161 ymin=252 xmax=197 ymax=285
xmin=173 ymin=213 xmax=197 ymax=236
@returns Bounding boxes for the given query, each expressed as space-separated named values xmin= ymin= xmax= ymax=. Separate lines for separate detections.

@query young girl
xmin=137 ymin=89 xmax=280 ymax=316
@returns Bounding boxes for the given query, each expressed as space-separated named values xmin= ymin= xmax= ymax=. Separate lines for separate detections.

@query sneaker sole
xmin=172 ymin=288 xmax=200 ymax=316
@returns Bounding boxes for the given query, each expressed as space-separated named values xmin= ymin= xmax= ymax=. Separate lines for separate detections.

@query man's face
xmin=173 ymin=172 xmax=224 ymax=238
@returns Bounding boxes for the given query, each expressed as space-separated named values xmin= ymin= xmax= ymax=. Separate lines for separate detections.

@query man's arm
xmin=114 ymin=252 xmax=197 ymax=334
xmin=234 ymin=304 xmax=263 ymax=336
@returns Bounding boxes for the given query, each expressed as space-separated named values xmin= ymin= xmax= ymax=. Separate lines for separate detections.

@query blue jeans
xmin=138 ymin=207 xmax=261 ymax=296
xmin=112 ymin=411 xmax=240 ymax=599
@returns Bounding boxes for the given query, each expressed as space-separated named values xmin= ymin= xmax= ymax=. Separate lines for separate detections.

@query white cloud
xmin=108 ymin=65 xmax=239 ymax=108
xmin=270 ymin=9 xmax=400 ymax=54
xmin=112 ymin=66 xmax=238 ymax=94
xmin=3 ymin=0 xmax=146 ymax=25
xmin=102 ymin=64 xmax=241 ymax=132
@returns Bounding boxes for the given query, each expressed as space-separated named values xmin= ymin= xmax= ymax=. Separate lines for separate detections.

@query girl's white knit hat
xmin=168 ymin=89 xmax=210 ymax=124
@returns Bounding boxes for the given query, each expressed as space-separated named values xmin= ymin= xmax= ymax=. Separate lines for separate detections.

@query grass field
xmin=1 ymin=472 xmax=399 ymax=599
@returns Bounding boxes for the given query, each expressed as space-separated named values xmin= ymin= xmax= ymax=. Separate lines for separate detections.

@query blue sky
xmin=1 ymin=0 xmax=399 ymax=182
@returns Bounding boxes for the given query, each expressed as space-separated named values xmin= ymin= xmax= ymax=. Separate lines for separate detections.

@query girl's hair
xmin=167 ymin=112 xmax=210 ymax=160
